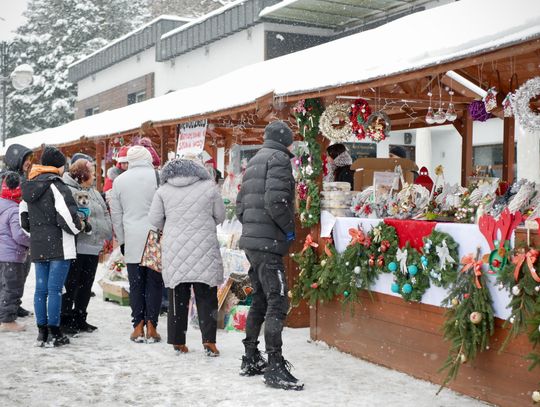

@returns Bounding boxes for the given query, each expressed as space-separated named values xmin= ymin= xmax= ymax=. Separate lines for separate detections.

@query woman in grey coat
xmin=149 ymin=158 xmax=225 ymax=356
xmin=61 ymin=157 xmax=112 ymax=333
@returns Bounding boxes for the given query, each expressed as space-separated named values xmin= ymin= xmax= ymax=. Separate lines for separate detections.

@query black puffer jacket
xmin=20 ymin=172 xmax=83 ymax=261
xmin=236 ymin=139 xmax=295 ymax=255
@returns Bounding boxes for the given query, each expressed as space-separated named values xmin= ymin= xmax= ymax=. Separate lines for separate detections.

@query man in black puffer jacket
xmin=236 ymin=121 xmax=303 ymax=391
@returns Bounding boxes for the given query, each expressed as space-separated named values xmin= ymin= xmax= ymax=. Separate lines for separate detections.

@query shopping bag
xmin=140 ymin=230 xmax=162 ymax=272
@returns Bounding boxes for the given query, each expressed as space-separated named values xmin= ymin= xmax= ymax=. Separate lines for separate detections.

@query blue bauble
xmin=422 ymin=259 xmax=429 ymax=267
xmin=408 ymin=265 xmax=418 ymax=276
xmin=402 ymin=283 xmax=413 ymax=294
xmin=421 ymin=256 xmax=427 ymax=262
xmin=388 ymin=262 xmax=398 ymax=272
xmin=391 ymin=283 xmax=400 ymax=293
xmin=343 ymin=290 xmax=350 ymax=297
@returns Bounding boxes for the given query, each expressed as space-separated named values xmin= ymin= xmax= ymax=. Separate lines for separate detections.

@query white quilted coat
xmin=148 ymin=159 xmax=225 ymax=288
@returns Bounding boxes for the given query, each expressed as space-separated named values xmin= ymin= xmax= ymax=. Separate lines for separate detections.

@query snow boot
xmin=240 ymin=350 xmax=268 ymax=376
xmin=35 ymin=325 xmax=48 ymax=347
xmin=263 ymin=353 xmax=304 ymax=391
xmin=173 ymin=344 xmax=189 ymax=354
xmin=203 ymin=342 xmax=220 ymax=357
xmin=17 ymin=306 xmax=32 ymax=318
xmin=130 ymin=321 xmax=146 ymax=343
xmin=45 ymin=326 xmax=70 ymax=347
xmin=75 ymin=312 xmax=97 ymax=333
xmin=146 ymin=321 xmax=161 ymax=343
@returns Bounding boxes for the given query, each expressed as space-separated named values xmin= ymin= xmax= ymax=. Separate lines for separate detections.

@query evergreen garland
xmin=290 ymin=244 xmax=319 ymax=307
xmin=526 ymin=299 xmax=540 ymax=373
xmin=497 ymin=247 xmax=540 ymax=351
xmin=438 ymin=252 xmax=495 ymax=393
xmin=423 ymin=230 xmax=460 ymax=288
xmin=367 ymin=222 xmax=399 ymax=271
xmin=388 ymin=243 xmax=431 ymax=302
xmin=298 ymin=181 xmax=321 ymax=228
xmin=305 ymin=241 xmax=339 ymax=304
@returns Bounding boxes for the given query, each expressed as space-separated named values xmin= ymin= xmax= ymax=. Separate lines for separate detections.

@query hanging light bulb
xmin=445 ymin=102 xmax=457 ymax=121
xmin=425 ymin=91 xmax=435 ymax=124
xmin=434 ymin=107 xmax=446 ymax=124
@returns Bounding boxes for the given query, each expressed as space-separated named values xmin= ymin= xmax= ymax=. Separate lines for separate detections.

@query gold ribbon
xmin=513 ymin=249 xmax=540 ymax=282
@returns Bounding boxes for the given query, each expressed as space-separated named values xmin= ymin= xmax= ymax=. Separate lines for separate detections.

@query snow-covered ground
xmin=0 ymin=266 xmax=491 ymax=407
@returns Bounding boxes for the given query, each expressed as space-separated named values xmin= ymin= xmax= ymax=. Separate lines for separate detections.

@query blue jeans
xmin=34 ymin=260 xmax=71 ymax=327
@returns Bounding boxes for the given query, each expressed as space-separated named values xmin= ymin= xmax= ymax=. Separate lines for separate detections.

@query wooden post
xmin=95 ymin=141 xmax=103 ymax=191
xmin=503 ymin=116 xmax=515 ymax=184
xmin=159 ymin=126 xmax=166 ymax=166
xmin=453 ymin=114 xmax=473 ymax=186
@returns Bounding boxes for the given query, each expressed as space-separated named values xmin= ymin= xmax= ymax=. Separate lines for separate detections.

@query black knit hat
xmin=264 ymin=121 xmax=293 ymax=147
xmin=389 ymin=145 xmax=407 ymax=159
xmin=327 ymin=143 xmax=347 ymax=160
xmin=4 ymin=171 xmax=20 ymax=190
xmin=41 ymin=146 xmax=66 ymax=168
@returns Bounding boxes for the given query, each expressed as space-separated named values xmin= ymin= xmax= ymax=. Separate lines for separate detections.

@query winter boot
xmin=240 ymin=350 xmax=268 ymax=376
xmin=75 ymin=312 xmax=97 ymax=333
xmin=130 ymin=321 xmax=145 ymax=343
xmin=173 ymin=344 xmax=189 ymax=354
xmin=17 ymin=306 xmax=32 ymax=318
xmin=45 ymin=326 xmax=70 ymax=347
xmin=263 ymin=353 xmax=304 ymax=391
xmin=0 ymin=321 xmax=26 ymax=332
xmin=35 ymin=325 xmax=48 ymax=347
xmin=203 ymin=342 xmax=220 ymax=357
xmin=146 ymin=321 xmax=161 ymax=343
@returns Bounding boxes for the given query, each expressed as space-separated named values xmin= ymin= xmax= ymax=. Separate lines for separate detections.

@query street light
xmin=1 ymin=41 xmax=34 ymax=147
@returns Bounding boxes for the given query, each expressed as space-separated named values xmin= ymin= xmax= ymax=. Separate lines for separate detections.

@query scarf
xmin=1 ymin=180 xmax=22 ymax=203
xmin=28 ymin=165 xmax=61 ymax=180
xmin=333 ymin=151 xmax=353 ymax=167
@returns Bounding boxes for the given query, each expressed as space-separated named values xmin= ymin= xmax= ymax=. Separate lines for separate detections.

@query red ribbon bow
xmin=512 ymin=249 xmax=540 ymax=282
xmin=301 ymin=234 xmax=319 ymax=254
xmin=323 ymin=238 xmax=333 ymax=258
xmin=461 ymin=254 xmax=484 ymax=289
xmin=348 ymin=227 xmax=366 ymax=247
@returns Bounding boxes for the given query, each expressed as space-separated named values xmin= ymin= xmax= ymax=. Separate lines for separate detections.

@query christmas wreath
xmin=304 ymin=240 xmax=339 ymax=304
xmin=368 ymin=222 xmax=399 ymax=272
xmin=497 ymin=246 xmax=540 ymax=350
xmin=422 ymin=230 xmax=460 ymax=288
xmin=365 ymin=111 xmax=391 ymax=143
xmin=349 ymin=98 xmax=372 ymax=140
xmin=438 ymin=252 xmax=495 ymax=393
xmin=513 ymin=76 xmax=540 ymax=132
xmin=319 ymin=103 xmax=352 ymax=142
xmin=387 ymin=243 xmax=430 ymax=302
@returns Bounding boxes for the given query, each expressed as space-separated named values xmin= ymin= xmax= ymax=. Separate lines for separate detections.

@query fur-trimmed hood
xmin=160 ymin=159 xmax=211 ymax=187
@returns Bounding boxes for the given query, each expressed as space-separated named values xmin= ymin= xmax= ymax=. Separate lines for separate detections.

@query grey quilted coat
xmin=148 ymin=159 xmax=225 ymax=289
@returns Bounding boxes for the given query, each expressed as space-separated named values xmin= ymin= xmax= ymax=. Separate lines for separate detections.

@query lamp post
xmin=1 ymin=41 xmax=34 ymax=147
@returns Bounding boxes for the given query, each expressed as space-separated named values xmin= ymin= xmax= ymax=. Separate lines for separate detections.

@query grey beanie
xmin=264 ymin=121 xmax=293 ymax=147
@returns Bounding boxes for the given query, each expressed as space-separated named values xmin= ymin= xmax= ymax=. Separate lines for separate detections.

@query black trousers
xmin=0 ymin=262 xmax=26 ymax=323
xmin=243 ymin=250 xmax=289 ymax=356
xmin=127 ymin=264 xmax=163 ymax=327
xmin=167 ymin=283 xmax=218 ymax=345
xmin=61 ymin=254 xmax=99 ymax=326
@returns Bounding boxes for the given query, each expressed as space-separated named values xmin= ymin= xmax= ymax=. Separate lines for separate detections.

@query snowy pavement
xmin=0 ymin=266 xmax=491 ymax=407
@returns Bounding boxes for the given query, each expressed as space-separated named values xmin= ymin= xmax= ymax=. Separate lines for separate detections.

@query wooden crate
xmin=99 ymin=279 xmax=130 ymax=306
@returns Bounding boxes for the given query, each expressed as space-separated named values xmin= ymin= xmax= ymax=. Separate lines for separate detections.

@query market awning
xmin=259 ymin=0 xmax=436 ymax=30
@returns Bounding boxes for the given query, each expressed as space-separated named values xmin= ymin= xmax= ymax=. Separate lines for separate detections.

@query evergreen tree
xmin=7 ymin=0 xmax=149 ymax=138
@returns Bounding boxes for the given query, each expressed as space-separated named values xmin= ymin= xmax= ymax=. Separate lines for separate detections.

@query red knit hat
xmin=1 ymin=172 xmax=22 ymax=203
xmin=137 ymin=137 xmax=161 ymax=167
xmin=115 ymin=146 xmax=130 ymax=163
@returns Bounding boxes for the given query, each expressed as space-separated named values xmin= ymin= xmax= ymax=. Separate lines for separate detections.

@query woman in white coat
xmin=149 ymin=158 xmax=225 ymax=356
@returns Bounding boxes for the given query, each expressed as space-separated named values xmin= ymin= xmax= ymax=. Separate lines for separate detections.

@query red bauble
xmin=377 ymin=255 xmax=385 ymax=267
xmin=380 ymin=245 xmax=387 ymax=253
xmin=368 ymin=255 xmax=375 ymax=267
xmin=311 ymin=282 xmax=319 ymax=289
xmin=492 ymin=259 xmax=501 ymax=268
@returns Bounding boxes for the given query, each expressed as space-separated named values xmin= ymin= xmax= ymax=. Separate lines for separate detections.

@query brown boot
xmin=130 ymin=321 xmax=145 ymax=343
xmin=173 ymin=344 xmax=189 ymax=354
xmin=203 ymin=342 xmax=220 ymax=357
xmin=146 ymin=321 xmax=161 ymax=343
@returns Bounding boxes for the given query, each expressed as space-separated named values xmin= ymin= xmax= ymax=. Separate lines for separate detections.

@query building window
xmin=85 ymin=106 xmax=100 ymax=117
xmin=128 ymin=90 xmax=146 ymax=105
xmin=473 ymin=143 xmax=517 ymax=178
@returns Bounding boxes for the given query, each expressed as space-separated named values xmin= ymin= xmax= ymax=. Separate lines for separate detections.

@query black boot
xmin=263 ymin=353 xmax=304 ymax=391
xmin=36 ymin=325 xmax=48 ymax=347
xmin=60 ymin=313 xmax=79 ymax=335
xmin=240 ymin=350 xmax=268 ymax=376
xmin=75 ymin=311 xmax=97 ymax=333
xmin=17 ymin=306 xmax=33 ymax=318
xmin=45 ymin=326 xmax=70 ymax=347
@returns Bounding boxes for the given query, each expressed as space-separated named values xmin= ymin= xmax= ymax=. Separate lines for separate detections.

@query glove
xmin=286 ymin=232 xmax=295 ymax=242
xmin=120 ymin=244 xmax=125 ymax=256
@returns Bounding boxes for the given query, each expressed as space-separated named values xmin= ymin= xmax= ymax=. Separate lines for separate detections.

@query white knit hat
xmin=127 ymin=145 xmax=152 ymax=164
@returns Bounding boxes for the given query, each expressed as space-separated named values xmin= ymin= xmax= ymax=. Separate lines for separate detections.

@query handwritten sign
xmin=176 ymin=120 xmax=207 ymax=158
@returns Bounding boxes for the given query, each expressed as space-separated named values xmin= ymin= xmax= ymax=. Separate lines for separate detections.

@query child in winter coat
xmin=0 ymin=172 xmax=30 ymax=332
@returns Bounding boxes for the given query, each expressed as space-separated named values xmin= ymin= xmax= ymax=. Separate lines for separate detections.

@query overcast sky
xmin=0 ymin=0 xmax=28 ymax=41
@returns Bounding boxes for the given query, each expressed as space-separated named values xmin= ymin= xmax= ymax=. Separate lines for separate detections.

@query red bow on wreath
xmin=302 ymin=234 xmax=319 ymax=254
xmin=512 ymin=249 xmax=540 ymax=282
xmin=322 ymin=237 xmax=333 ymax=257
xmin=348 ymin=227 xmax=366 ymax=246
xmin=461 ymin=254 xmax=484 ymax=289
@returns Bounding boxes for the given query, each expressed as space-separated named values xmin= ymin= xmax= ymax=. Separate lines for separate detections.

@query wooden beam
xmin=95 ymin=141 xmax=103 ymax=192
xmin=454 ymin=113 xmax=473 ymax=186
xmin=502 ymin=116 xmax=515 ymax=184
xmin=159 ymin=126 xmax=166 ymax=166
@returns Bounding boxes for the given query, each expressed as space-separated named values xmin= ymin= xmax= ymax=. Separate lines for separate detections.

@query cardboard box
xmin=351 ymin=157 xmax=418 ymax=191
xmin=99 ymin=279 xmax=130 ymax=306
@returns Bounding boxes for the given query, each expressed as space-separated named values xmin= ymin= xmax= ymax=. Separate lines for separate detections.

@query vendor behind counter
xmin=326 ymin=143 xmax=355 ymax=190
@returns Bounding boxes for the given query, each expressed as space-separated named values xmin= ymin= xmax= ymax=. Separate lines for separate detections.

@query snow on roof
xmin=161 ymin=0 xmax=248 ymax=40
xmin=68 ymin=15 xmax=192 ymax=69
xmin=4 ymin=0 xmax=540 ymax=156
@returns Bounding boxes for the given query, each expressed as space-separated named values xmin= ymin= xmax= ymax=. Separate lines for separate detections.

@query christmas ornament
xmin=343 ymin=290 xmax=350 ymax=297
xmin=377 ymin=256 xmax=384 ymax=268
xmin=354 ymin=266 xmax=361 ymax=274
xmin=468 ymin=100 xmax=492 ymax=122
xmin=320 ymin=103 xmax=352 ymax=142
xmin=365 ymin=111 xmax=391 ymax=142
xmin=532 ymin=391 xmax=540 ymax=403
xmin=512 ymin=285 xmax=521 ymax=296
xmin=311 ymin=282 xmax=319 ymax=289
xmin=469 ymin=311 xmax=483 ymax=324
xmin=391 ymin=283 xmax=399 ymax=293
xmin=460 ymin=354 xmax=467 ymax=364
xmin=321 ymin=260 xmax=327 ymax=267
xmin=388 ymin=262 xmax=398 ymax=272
xmin=402 ymin=283 xmax=413 ymax=294
xmin=349 ymin=98 xmax=371 ymax=140
xmin=451 ymin=298 xmax=459 ymax=306
xmin=408 ymin=265 xmax=418 ymax=276
xmin=513 ymin=76 xmax=540 ymax=131
xmin=483 ymin=87 xmax=499 ymax=112
xmin=502 ymin=92 xmax=515 ymax=117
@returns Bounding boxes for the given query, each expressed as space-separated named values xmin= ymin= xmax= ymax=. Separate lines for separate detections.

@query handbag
xmin=140 ymin=169 xmax=162 ymax=272
xmin=141 ymin=229 xmax=162 ymax=272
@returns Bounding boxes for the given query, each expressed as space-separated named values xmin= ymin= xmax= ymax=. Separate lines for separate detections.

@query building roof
xmin=67 ymin=16 xmax=191 ymax=83
xmin=4 ymin=0 xmax=540 ymax=155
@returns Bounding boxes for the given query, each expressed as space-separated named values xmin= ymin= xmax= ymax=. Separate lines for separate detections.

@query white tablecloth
xmin=331 ymin=216 xmax=512 ymax=319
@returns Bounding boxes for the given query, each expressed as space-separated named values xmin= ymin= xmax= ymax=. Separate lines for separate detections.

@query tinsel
xmin=512 ymin=76 xmax=540 ymax=132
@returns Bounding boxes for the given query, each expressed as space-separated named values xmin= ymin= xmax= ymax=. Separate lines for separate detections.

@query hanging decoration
xmin=349 ymin=98 xmax=372 ymax=140
xmin=512 ymin=76 xmax=540 ymax=132
xmin=445 ymin=91 xmax=458 ymax=122
xmin=468 ymin=100 xmax=492 ymax=122
xmin=437 ymin=251 xmax=495 ymax=393
xmin=423 ymin=230 xmax=460 ymax=288
xmin=292 ymin=98 xmax=324 ymax=228
xmin=425 ymin=91 xmax=436 ymax=124
xmin=365 ymin=111 xmax=391 ymax=142
xmin=483 ymin=87 xmax=499 ymax=112
xmin=319 ymin=102 xmax=353 ymax=142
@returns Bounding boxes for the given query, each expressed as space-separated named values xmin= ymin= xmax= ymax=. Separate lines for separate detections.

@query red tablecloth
xmin=383 ymin=218 xmax=436 ymax=251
